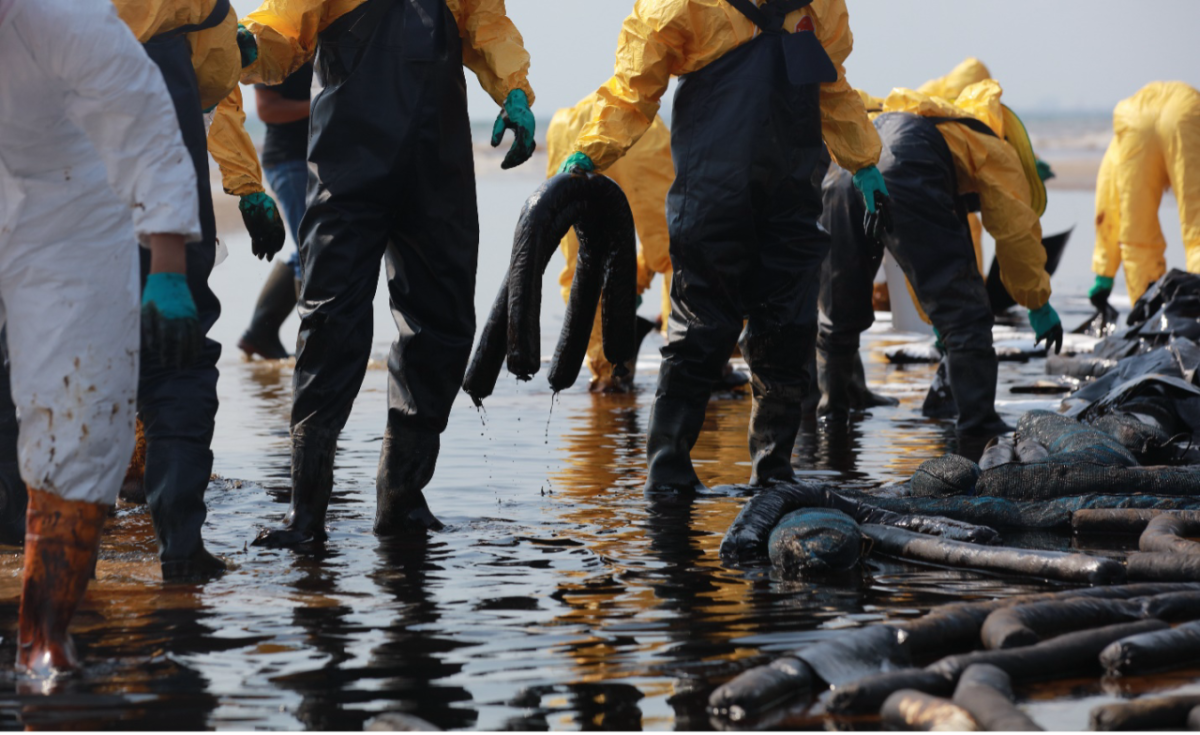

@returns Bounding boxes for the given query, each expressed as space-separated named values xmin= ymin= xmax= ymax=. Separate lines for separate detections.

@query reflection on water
xmin=0 ymin=183 xmax=1196 ymax=729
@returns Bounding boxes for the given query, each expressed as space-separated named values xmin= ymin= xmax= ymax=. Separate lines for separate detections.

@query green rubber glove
xmin=1089 ymin=275 xmax=1114 ymax=311
xmin=237 ymin=24 xmax=258 ymax=68
xmin=557 ymin=152 xmax=595 ymax=176
xmin=1029 ymin=302 xmax=1064 ymax=355
xmin=491 ymin=89 xmax=536 ymax=170
xmin=239 ymin=192 xmax=286 ymax=261
xmin=1035 ymin=158 xmax=1056 ymax=183
xmin=932 ymin=325 xmax=945 ymax=354
xmin=852 ymin=165 xmax=889 ymax=213
xmin=142 ymin=272 xmax=201 ymax=369
xmin=853 ymin=165 xmax=893 ymax=243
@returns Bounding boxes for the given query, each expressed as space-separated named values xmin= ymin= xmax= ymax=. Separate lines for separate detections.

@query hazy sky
xmin=230 ymin=0 xmax=1200 ymax=120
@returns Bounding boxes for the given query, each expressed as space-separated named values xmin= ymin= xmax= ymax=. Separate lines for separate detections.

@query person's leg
xmin=1115 ymin=121 xmax=1169 ymax=303
xmin=240 ymin=159 xmax=308 ymax=359
xmin=0 ymin=331 xmax=24 ymax=546
xmin=1 ymin=205 xmax=139 ymax=676
xmin=816 ymin=164 xmax=886 ymax=420
xmin=1161 ymin=99 xmax=1200 ymax=277
xmin=374 ymin=17 xmax=478 ymax=535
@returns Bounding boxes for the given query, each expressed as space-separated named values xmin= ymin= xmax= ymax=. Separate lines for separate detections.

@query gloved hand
xmin=1029 ymin=302 xmax=1064 ymax=355
xmin=1036 ymin=158 xmax=1056 ymax=182
xmin=1089 ymin=275 xmax=1114 ymax=311
xmin=142 ymin=272 xmax=201 ymax=369
xmin=237 ymin=24 xmax=258 ymax=68
xmin=491 ymin=89 xmax=536 ymax=170
xmin=853 ymin=165 xmax=893 ymax=243
xmin=932 ymin=325 xmax=945 ymax=354
xmin=557 ymin=151 xmax=595 ymax=176
xmin=239 ymin=192 xmax=286 ymax=261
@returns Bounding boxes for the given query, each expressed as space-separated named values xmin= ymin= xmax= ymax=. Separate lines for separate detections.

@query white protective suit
xmin=0 ymin=0 xmax=200 ymax=503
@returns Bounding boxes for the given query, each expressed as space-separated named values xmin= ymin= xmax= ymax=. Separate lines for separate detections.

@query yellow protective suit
xmin=883 ymin=82 xmax=1050 ymax=312
xmin=571 ymin=0 xmax=880 ymax=174
xmin=113 ymin=0 xmax=266 ymax=197
xmin=916 ymin=57 xmax=992 ymax=103
xmin=239 ymin=0 xmax=533 ymax=108
xmin=547 ymin=92 xmax=674 ymax=387
xmin=1091 ymin=82 xmax=1200 ymax=303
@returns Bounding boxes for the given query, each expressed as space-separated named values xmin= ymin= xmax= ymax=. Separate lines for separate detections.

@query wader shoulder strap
xmin=148 ymin=0 xmax=231 ymax=42
xmin=724 ymin=0 xmax=813 ymax=34
xmin=928 ymin=115 xmax=999 ymax=139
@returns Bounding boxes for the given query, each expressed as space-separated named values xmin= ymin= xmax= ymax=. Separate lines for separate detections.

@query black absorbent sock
xmin=239 ymin=259 xmax=299 ymax=360
xmin=375 ymin=421 xmax=443 ymax=534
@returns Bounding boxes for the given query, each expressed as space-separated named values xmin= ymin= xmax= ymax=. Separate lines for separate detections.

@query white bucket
xmin=883 ymin=252 xmax=933 ymax=335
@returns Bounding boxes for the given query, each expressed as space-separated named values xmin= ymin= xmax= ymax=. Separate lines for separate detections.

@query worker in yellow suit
xmin=238 ymin=0 xmax=536 ymax=546
xmin=547 ymin=92 xmax=674 ymax=392
xmin=819 ymin=81 xmax=1061 ymax=441
xmin=557 ymin=0 xmax=886 ymax=494
xmin=1091 ymin=82 xmax=1200 ymax=307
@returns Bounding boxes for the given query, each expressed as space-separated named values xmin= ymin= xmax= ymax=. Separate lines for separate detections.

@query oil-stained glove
xmin=1089 ymin=275 xmax=1114 ymax=311
xmin=491 ymin=89 xmax=536 ymax=170
xmin=239 ymin=192 xmax=286 ymax=261
xmin=557 ymin=151 xmax=595 ymax=176
xmin=142 ymin=272 xmax=201 ymax=370
xmin=237 ymin=24 xmax=258 ymax=68
xmin=1029 ymin=302 xmax=1064 ymax=355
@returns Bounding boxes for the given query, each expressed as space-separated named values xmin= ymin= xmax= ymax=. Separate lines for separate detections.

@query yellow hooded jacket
xmin=883 ymin=81 xmax=1050 ymax=311
xmin=571 ymin=0 xmax=880 ymax=174
xmin=547 ymin=92 xmax=674 ymax=383
xmin=1092 ymin=81 xmax=1200 ymax=303
xmin=238 ymin=0 xmax=534 ymax=109
xmin=113 ymin=0 xmax=267 ymax=198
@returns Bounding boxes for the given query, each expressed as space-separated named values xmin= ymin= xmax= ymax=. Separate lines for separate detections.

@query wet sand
xmin=0 ymin=148 xmax=1195 ymax=729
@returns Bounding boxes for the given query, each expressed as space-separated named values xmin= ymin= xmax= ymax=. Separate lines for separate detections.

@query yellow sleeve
xmin=576 ymin=0 xmax=686 ymax=172
xmin=189 ymin=8 xmax=242 ymax=110
xmin=208 ymin=86 xmax=266 ymax=197
xmin=455 ymin=0 xmax=533 ymax=107
xmin=967 ymin=132 xmax=1050 ymax=310
xmin=811 ymin=0 xmax=880 ymax=173
xmin=1092 ymin=139 xmax=1123 ymax=278
xmin=241 ymin=0 xmax=329 ymax=85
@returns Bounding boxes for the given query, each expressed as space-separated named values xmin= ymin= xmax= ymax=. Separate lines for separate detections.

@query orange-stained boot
xmin=17 ymin=488 xmax=109 ymax=678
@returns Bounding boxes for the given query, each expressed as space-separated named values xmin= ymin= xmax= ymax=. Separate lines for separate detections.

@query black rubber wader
xmin=646 ymin=0 xmax=830 ymax=494
xmin=138 ymin=3 xmax=228 ymax=581
xmin=818 ymin=113 xmax=1008 ymax=438
xmin=259 ymin=0 xmax=478 ymax=546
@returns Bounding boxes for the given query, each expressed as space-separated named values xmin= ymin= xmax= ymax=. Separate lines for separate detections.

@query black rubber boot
xmin=644 ymin=394 xmax=708 ymax=498
xmin=254 ymin=425 xmax=338 ymax=549
xmin=946 ymin=348 xmax=1014 ymax=439
xmin=922 ymin=356 xmax=958 ymax=419
xmin=0 ymin=335 xmax=25 ymax=546
xmin=238 ymin=259 xmax=299 ymax=360
xmin=817 ymin=350 xmax=897 ymax=421
xmin=144 ymin=439 xmax=226 ymax=582
xmin=375 ymin=423 xmax=444 ymax=535
xmin=748 ymin=396 xmax=803 ymax=486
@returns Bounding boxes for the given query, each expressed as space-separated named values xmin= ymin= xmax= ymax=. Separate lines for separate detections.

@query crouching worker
xmin=0 ymin=0 xmax=201 ymax=676
xmin=819 ymin=81 xmax=1062 ymax=441
xmin=560 ymin=0 xmax=885 ymax=493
